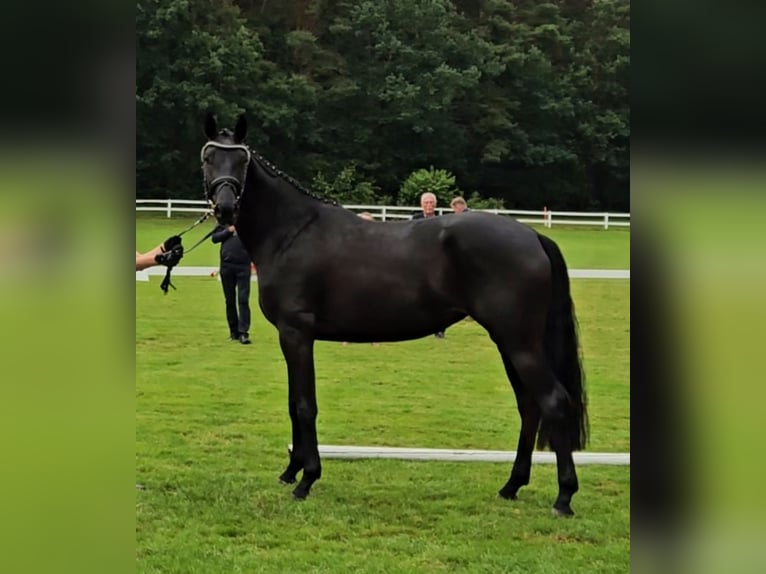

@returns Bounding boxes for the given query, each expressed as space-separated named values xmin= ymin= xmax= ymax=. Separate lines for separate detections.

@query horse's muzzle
xmin=210 ymin=180 xmax=240 ymax=225
xmin=213 ymin=201 xmax=238 ymax=226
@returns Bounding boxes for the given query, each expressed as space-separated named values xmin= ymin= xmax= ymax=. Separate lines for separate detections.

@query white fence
xmin=136 ymin=199 xmax=630 ymax=229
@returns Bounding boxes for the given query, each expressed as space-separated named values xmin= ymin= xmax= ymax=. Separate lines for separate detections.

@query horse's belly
xmin=313 ymin=280 xmax=464 ymax=341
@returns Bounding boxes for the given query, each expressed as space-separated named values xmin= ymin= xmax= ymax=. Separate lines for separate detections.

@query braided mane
xmin=246 ymin=143 xmax=339 ymax=207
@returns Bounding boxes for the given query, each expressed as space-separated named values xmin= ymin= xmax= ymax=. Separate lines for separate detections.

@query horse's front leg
xmin=278 ymin=324 xmax=321 ymax=500
xmin=278 ymin=400 xmax=302 ymax=484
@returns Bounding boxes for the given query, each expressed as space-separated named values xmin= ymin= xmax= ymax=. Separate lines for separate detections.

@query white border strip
xmin=141 ymin=266 xmax=258 ymax=281
xmin=288 ymin=445 xmax=630 ymax=465
xmin=569 ymin=269 xmax=630 ymax=279
xmin=144 ymin=266 xmax=220 ymax=276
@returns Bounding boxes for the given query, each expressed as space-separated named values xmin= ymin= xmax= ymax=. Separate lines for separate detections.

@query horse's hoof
xmin=498 ymin=487 xmax=518 ymax=500
xmin=552 ymin=505 xmax=575 ymax=517
xmin=279 ymin=474 xmax=296 ymax=485
xmin=292 ymin=487 xmax=310 ymax=500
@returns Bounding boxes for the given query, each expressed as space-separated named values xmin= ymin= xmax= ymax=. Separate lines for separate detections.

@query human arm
xmin=136 ymin=246 xmax=163 ymax=271
xmin=212 ymin=225 xmax=236 ymax=244
xmin=136 ymin=236 xmax=184 ymax=270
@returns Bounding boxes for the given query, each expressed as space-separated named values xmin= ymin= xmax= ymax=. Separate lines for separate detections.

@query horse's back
xmin=311 ymin=210 xmax=551 ymax=296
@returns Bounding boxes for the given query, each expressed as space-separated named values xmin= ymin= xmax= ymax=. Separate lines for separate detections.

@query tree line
xmin=137 ymin=0 xmax=629 ymax=210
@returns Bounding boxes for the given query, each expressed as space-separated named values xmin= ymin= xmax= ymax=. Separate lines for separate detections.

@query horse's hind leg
xmin=497 ymin=353 xmax=540 ymax=501
xmin=550 ymin=447 xmax=577 ymax=517
xmin=509 ymin=348 xmax=580 ymax=516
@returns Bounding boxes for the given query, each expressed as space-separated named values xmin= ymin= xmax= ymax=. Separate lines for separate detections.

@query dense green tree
xmin=314 ymin=0 xmax=496 ymax=198
xmin=570 ymin=0 xmax=630 ymax=210
xmin=310 ymin=165 xmax=384 ymax=204
xmin=454 ymin=0 xmax=629 ymax=209
xmin=137 ymin=0 xmax=267 ymax=198
xmin=398 ymin=167 xmax=461 ymax=207
xmin=137 ymin=0 xmax=629 ymax=210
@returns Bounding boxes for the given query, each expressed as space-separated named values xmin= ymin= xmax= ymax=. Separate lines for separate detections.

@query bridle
xmin=200 ymin=141 xmax=252 ymax=208
xmin=192 ymin=139 xmax=251 ymax=251
xmin=155 ymin=140 xmax=253 ymax=295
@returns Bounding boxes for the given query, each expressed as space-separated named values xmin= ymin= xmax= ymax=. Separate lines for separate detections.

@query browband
xmin=200 ymin=141 xmax=251 ymax=164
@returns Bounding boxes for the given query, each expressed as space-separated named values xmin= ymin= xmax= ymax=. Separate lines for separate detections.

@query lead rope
xmin=177 ymin=210 xmax=213 ymax=237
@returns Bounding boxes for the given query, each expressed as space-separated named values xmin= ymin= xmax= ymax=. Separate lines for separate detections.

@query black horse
xmin=201 ymin=114 xmax=588 ymax=516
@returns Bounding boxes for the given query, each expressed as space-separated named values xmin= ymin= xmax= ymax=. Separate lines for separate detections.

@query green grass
xmin=137 ymin=272 xmax=629 ymax=572
xmin=135 ymin=213 xmax=630 ymax=269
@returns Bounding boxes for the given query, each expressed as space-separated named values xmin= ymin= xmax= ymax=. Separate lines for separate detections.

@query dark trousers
xmin=220 ymin=264 xmax=251 ymax=337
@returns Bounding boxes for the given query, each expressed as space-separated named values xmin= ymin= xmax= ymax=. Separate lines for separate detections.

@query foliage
xmin=398 ymin=166 xmax=460 ymax=207
xmin=465 ymin=191 xmax=506 ymax=210
xmin=137 ymin=0 xmax=630 ymax=210
xmin=136 ymin=0 xmax=270 ymax=198
xmin=310 ymin=165 xmax=385 ymax=205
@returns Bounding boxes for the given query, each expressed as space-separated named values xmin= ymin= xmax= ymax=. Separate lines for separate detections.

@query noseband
xmin=200 ymin=141 xmax=252 ymax=206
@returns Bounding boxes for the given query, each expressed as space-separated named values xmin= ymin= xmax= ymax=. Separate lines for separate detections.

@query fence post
xmin=604 ymin=213 xmax=609 ymax=230
xmin=382 ymin=206 xmax=387 ymax=221
xmin=166 ymin=199 xmax=172 ymax=218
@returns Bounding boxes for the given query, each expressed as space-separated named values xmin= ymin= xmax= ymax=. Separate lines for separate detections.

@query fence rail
xmin=136 ymin=199 xmax=630 ymax=229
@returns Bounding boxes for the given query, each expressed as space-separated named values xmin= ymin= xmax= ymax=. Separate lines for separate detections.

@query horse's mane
xmin=223 ymin=130 xmax=338 ymax=207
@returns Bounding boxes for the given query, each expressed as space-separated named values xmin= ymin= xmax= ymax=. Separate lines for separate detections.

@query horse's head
xmin=201 ymin=113 xmax=250 ymax=226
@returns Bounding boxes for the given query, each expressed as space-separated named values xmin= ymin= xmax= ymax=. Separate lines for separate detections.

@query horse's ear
xmin=204 ymin=112 xmax=218 ymax=140
xmin=234 ymin=113 xmax=247 ymax=143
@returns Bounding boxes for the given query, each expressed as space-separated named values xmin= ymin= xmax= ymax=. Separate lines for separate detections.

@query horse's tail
xmin=536 ymin=232 xmax=589 ymax=451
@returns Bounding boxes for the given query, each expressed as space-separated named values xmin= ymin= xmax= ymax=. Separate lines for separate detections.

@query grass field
xmin=136 ymin=214 xmax=630 ymax=573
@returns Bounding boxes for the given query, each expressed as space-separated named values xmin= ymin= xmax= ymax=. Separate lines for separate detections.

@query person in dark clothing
xmin=212 ymin=224 xmax=253 ymax=344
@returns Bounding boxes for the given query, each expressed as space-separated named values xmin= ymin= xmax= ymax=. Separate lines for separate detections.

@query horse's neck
xmin=241 ymin=160 xmax=321 ymax=263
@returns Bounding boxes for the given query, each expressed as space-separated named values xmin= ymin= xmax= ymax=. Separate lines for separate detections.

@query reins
xmin=176 ymin=209 xmax=213 ymax=237
xmin=182 ymin=218 xmax=218 ymax=255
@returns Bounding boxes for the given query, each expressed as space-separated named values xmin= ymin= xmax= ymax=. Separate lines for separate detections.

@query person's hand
xmin=155 ymin=245 xmax=184 ymax=267
xmin=227 ymin=225 xmax=236 ymax=233
xmin=161 ymin=235 xmax=182 ymax=252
